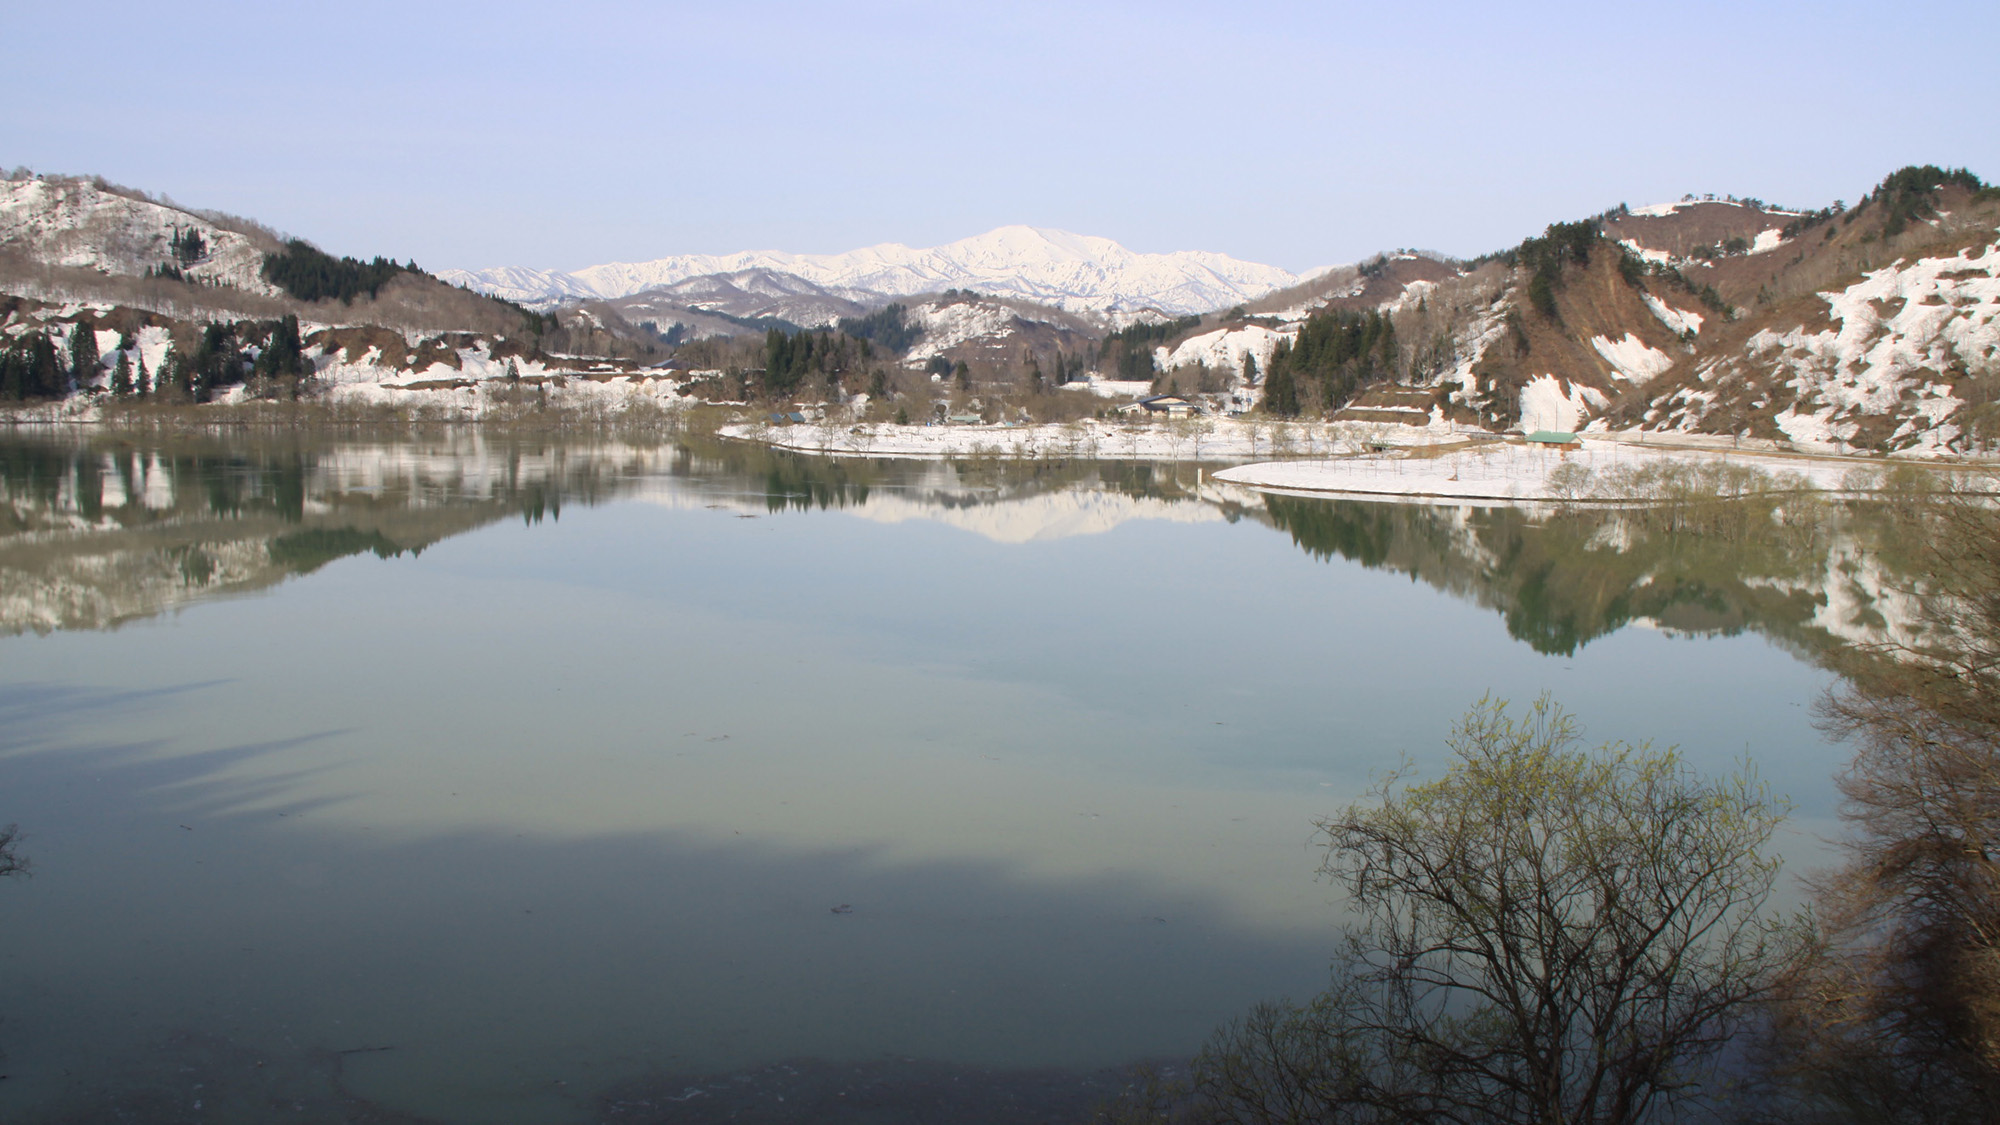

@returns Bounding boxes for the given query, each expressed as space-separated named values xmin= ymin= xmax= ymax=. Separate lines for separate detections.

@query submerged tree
xmin=1190 ymin=696 xmax=1803 ymax=1125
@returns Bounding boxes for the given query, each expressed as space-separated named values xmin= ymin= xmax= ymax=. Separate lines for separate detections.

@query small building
xmin=1525 ymin=430 xmax=1582 ymax=450
xmin=1138 ymin=395 xmax=1197 ymax=418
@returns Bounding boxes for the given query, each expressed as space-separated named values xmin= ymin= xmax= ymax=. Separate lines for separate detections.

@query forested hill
xmin=1147 ymin=164 xmax=2000 ymax=455
xmin=0 ymin=172 xmax=673 ymax=404
xmin=5 ymin=163 xmax=2000 ymax=456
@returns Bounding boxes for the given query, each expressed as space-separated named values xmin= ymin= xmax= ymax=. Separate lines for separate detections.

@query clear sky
xmin=5 ymin=1 xmax=1996 ymax=275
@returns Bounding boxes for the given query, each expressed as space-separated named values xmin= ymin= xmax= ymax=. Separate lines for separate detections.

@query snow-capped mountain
xmin=604 ymin=268 xmax=878 ymax=330
xmin=439 ymin=225 xmax=1304 ymax=315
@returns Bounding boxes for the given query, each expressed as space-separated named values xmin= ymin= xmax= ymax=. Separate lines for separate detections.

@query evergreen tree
xmin=68 ymin=322 xmax=100 ymax=390
xmin=0 ymin=345 xmax=21 ymax=401
xmin=169 ymin=225 xmax=208 ymax=265
xmin=111 ymin=351 xmax=133 ymax=396
xmin=1261 ymin=307 xmax=1396 ymax=414
xmin=260 ymin=240 xmax=413 ymax=304
xmin=156 ymin=346 xmax=187 ymax=401
xmin=1261 ymin=345 xmax=1300 ymax=416
xmin=256 ymin=314 xmax=307 ymax=379
xmin=29 ymin=333 xmax=63 ymax=398
xmin=190 ymin=322 xmax=246 ymax=400
xmin=136 ymin=353 xmax=151 ymax=398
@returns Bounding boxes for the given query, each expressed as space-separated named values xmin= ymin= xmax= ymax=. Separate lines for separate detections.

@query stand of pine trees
xmin=0 ymin=333 xmax=65 ymax=401
xmin=764 ymin=327 xmax=869 ymax=397
xmin=1099 ymin=315 xmax=1200 ymax=382
xmin=1260 ymin=308 xmax=1396 ymax=417
xmin=260 ymin=239 xmax=417 ymax=304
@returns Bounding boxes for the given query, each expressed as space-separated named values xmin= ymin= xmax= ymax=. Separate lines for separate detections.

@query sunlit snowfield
xmin=0 ymin=433 xmax=1857 ymax=1123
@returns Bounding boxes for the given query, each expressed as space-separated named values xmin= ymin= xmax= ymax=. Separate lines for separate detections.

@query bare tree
xmin=1190 ymin=696 xmax=1804 ymax=1125
xmin=0 ymin=823 xmax=25 ymax=879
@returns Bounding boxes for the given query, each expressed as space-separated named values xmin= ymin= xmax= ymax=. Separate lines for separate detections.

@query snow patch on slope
xmin=1519 ymin=375 xmax=1606 ymax=433
xmin=1591 ymin=333 xmax=1675 ymax=385
xmin=1154 ymin=325 xmax=1293 ymax=378
xmin=1619 ymin=239 xmax=1673 ymax=265
xmin=1739 ymin=242 xmax=2000 ymax=452
xmin=1641 ymin=292 xmax=1704 ymax=337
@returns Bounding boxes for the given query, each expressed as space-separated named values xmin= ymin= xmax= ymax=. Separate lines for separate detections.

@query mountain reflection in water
xmin=0 ymin=431 xmax=1929 ymax=666
xmin=0 ymin=429 xmax=1876 ymax=1123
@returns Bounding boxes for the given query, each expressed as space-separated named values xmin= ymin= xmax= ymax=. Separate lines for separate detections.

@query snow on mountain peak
xmin=439 ymin=226 xmax=1300 ymax=315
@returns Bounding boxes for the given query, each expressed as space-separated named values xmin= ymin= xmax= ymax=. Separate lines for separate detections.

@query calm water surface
xmin=0 ymin=432 xmax=1892 ymax=1122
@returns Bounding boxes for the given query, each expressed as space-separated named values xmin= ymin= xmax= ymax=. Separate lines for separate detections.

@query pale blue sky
xmin=6 ymin=1 xmax=1995 ymax=273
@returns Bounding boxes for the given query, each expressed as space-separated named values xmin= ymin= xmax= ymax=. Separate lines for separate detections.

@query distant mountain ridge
xmin=437 ymin=225 xmax=1307 ymax=316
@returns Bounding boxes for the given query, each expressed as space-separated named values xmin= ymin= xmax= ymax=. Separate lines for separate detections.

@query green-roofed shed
xmin=1526 ymin=430 xmax=1582 ymax=449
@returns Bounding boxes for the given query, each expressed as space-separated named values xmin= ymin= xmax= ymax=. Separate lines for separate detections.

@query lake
xmin=0 ymin=431 xmax=1891 ymax=1123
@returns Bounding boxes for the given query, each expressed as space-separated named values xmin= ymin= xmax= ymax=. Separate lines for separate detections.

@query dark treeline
xmin=1 ymin=315 xmax=314 ymax=403
xmin=1099 ymin=315 xmax=1201 ymax=382
xmin=166 ymin=318 xmax=311 ymax=402
xmin=1860 ymin=164 xmax=1991 ymax=238
xmin=763 ymin=327 xmax=872 ymax=397
xmin=1261 ymin=308 xmax=1396 ymax=417
xmin=0 ymin=330 xmax=66 ymax=401
xmin=835 ymin=303 xmax=922 ymax=354
xmin=1510 ymin=219 xmax=1600 ymax=321
xmin=260 ymin=239 xmax=418 ymax=304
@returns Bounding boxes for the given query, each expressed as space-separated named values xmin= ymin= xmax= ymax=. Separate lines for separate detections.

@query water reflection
xmin=0 ymin=434 xmax=1244 ymax=635
xmin=1264 ymin=493 xmax=1920 ymax=659
xmin=0 ymin=432 xmax=1930 ymax=670
xmin=0 ymin=430 xmax=1864 ymax=1122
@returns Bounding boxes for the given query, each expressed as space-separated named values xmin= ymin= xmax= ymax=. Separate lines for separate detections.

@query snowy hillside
xmin=0 ymin=177 xmax=282 ymax=297
xmin=1646 ymin=242 xmax=2000 ymax=453
xmin=605 ymin=269 xmax=877 ymax=330
xmin=441 ymin=225 xmax=1303 ymax=315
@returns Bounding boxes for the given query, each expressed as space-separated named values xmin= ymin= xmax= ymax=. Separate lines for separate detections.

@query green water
xmin=0 ymin=432 xmax=1885 ymax=1122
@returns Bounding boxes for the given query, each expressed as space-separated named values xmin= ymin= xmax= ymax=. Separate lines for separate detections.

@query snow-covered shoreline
xmin=1213 ymin=439 xmax=1988 ymax=503
xmin=719 ymin=416 xmax=1468 ymax=462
